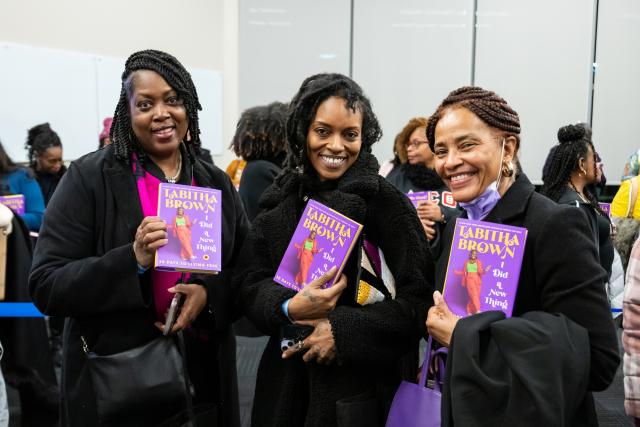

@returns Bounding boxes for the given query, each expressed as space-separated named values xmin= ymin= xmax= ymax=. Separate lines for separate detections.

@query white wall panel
xmin=474 ymin=0 xmax=596 ymax=183
xmin=591 ymin=0 xmax=640 ymax=184
xmin=239 ymin=0 xmax=351 ymax=111
xmin=353 ymin=0 xmax=474 ymax=163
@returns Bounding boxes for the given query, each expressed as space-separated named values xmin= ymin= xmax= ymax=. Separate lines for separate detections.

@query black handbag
xmin=82 ymin=334 xmax=192 ymax=424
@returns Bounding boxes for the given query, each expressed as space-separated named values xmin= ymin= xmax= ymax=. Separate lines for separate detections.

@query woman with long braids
xmin=541 ymin=123 xmax=614 ymax=278
xmin=425 ymin=87 xmax=618 ymax=425
xmin=25 ymin=122 xmax=66 ymax=206
xmin=235 ymin=73 xmax=432 ymax=426
xmin=29 ymin=50 xmax=249 ymax=426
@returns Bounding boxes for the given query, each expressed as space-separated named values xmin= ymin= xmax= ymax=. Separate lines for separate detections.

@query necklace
xmin=165 ymin=152 xmax=182 ymax=184
xmin=568 ymin=181 xmax=588 ymax=203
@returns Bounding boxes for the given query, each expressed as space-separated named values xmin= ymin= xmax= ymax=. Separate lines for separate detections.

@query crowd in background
xmin=0 ymin=48 xmax=639 ymax=426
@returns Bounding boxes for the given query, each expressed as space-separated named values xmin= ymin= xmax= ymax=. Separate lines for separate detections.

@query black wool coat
xmin=235 ymin=153 xmax=434 ymax=427
xmin=442 ymin=311 xmax=594 ymax=427
xmin=29 ymin=145 xmax=249 ymax=427
xmin=435 ymin=174 xmax=620 ymax=418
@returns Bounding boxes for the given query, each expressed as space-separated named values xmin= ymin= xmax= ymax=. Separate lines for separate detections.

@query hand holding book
xmin=426 ymin=291 xmax=460 ymax=347
xmin=133 ymin=216 xmax=168 ymax=269
xmin=287 ymin=266 xmax=347 ymax=322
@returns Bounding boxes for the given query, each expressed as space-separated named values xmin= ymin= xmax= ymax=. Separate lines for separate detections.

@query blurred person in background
xmin=229 ymin=102 xmax=288 ymax=223
xmin=541 ymin=123 xmax=614 ymax=279
xmin=25 ymin=123 xmax=66 ymax=207
xmin=98 ymin=117 xmax=113 ymax=149
xmin=386 ymin=117 xmax=459 ymax=248
xmin=0 ymin=140 xmax=44 ymax=231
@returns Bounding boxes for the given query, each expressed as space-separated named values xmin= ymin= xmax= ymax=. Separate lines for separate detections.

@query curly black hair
xmin=540 ymin=123 xmax=602 ymax=213
xmin=229 ymin=102 xmax=288 ymax=161
xmin=285 ymin=73 xmax=382 ymax=171
xmin=110 ymin=49 xmax=202 ymax=165
xmin=25 ymin=123 xmax=62 ymax=168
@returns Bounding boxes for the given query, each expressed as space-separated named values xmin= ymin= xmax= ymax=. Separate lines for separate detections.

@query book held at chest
xmin=274 ymin=199 xmax=363 ymax=291
xmin=155 ymin=183 xmax=221 ymax=274
xmin=442 ymin=218 xmax=528 ymax=317
xmin=0 ymin=194 xmax=25 ymax=215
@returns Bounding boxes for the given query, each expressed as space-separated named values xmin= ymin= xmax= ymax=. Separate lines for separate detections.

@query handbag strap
xmin=420 ymin=336 xmax=447 ymax=392
xmin=177 ymin=331 xmax=196 ymax=426
xmin=628 ymin=177 xmax=639 ymax=218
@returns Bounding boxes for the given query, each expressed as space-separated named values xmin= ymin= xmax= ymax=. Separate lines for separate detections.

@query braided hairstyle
xmin=285 ymin=73 xmax=382 ymax=171
xmin=229 ymin=102 xmax=288 ymax=161
xmin=110 ymin=50 xmax=202 ymax=165
xmin=427 ymin=86 xmax=521 ymax=151
xmin=540 ymin=123 xmax=602 ymax=213
xmin=25 ymin=123 xmax=62 ymax=168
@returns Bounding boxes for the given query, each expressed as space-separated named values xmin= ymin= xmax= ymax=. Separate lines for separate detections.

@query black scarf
xmin=401 ymin=163 xmax=444 ymax=189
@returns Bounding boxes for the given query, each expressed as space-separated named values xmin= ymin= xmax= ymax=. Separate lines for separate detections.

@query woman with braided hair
xmin=424 ymin=86 xmax=618 ymax=425
xmin=29 ymin=50 xmax=249 ymax=426
xmin=541 ymin=123 xmax=615 ymax=278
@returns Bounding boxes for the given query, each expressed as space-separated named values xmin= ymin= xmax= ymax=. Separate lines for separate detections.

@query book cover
xmin=155 ymin=183 xmax=221 ymax=274
xmin=0 ymin=194 xmax=25 ymax=215
xmin=274 ymin=199 xmax=363 ymax=291
xmin=599 ymin=202 xmax=611 ymax=218
xmin=442 ymin=218 xmax=528 ymax=318
xmin=406 ymin=190 xmax=457 ymax=209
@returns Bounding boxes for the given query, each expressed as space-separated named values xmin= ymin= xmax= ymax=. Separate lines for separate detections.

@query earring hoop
xmin=502 ymin=161 xmax=514 ymax=178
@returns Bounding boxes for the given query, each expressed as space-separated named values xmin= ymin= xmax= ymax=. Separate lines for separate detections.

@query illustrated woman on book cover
xmin=424 ymin=86 xmax=619 ymax=424
xmin=172 ymin=207 xmax=195 ymax=260
xmin=29 ymin=50 xmax=249 ymax=426
xmin=294 ymin=231 xmax=322 ymax=286
xmin=235 ymin=73 xmax=432 ymax=427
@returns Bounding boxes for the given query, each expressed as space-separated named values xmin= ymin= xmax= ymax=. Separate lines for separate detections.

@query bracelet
xmin=281 ymin=298 xmax=295 ymax=323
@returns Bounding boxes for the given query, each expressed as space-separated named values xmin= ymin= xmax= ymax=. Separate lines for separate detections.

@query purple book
xmin=442 ymin=218 xmax=528 ymax=318
xmin=154 ymin=183 xmax=221 ymax=274
xmin=406 ymin=190 xmax=457 ymax=209
xmin=0 ymin=194 xmax=25 ymax=215
xmin=274 ymin=199 xmax=363 ymax=291
xmin=599 ymin=202 xmax=611 ymax=218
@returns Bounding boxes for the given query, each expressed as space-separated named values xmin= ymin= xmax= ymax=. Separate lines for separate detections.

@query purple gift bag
xmin=385 ymin=336 xmax=446 ymax=427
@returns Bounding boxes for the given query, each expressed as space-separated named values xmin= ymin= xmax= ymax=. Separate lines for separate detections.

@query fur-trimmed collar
xmin=259 ymin=151 xmax=380 ymax=226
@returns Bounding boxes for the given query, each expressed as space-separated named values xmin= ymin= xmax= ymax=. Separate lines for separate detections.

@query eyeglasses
xmin=407 ymin=139 xmax=428 ymax=149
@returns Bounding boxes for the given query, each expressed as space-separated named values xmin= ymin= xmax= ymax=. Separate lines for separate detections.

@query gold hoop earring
xmin=502 ymin=161 xmax=514 ymax=178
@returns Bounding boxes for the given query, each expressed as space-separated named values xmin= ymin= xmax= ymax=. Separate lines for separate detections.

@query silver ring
xmin=296 ymin=340 xmax=305 ymax=351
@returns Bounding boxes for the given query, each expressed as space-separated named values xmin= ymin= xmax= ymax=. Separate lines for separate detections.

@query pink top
xmin=132 ymin=156 xmax=193 ymax=320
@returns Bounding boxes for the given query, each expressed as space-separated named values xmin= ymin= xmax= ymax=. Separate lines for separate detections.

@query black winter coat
xmin=235 ymin=153 xmax=433 ymax=427
xmin=29 ymin=145 xmax=249 ymax=427
xmin=557 ymin=186 xmax=614 ymax=279
xmin=239 ymin=159 xmax=282 ymax=222
xmin=435 ymin=175 xmax=620 ymax=413
xmin=442 ymin=311 xmax=594 ymax=426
